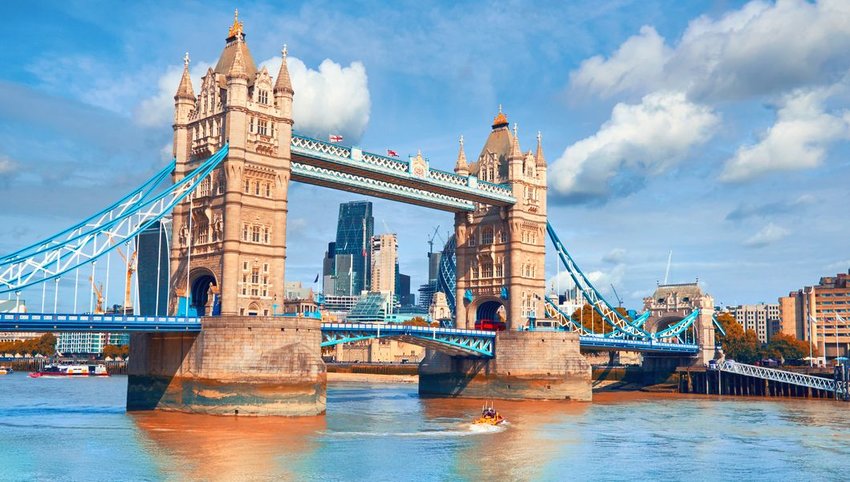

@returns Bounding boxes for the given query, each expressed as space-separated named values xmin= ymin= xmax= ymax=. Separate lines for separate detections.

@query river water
xmin=0 ymin=373 xmax=848 ymax=481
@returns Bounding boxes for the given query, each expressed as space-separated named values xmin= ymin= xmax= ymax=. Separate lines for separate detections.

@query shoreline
xmin=327 ymin=372 xmax=418 ymax=384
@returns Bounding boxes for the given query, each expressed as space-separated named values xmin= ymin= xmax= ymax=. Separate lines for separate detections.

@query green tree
xmin=715 ymin=312 xmax=761 ymax=363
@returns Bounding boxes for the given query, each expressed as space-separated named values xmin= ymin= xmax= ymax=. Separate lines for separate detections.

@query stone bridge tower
xmin=453 ymin=109 xmax=548 ymax=330
xmin=170 ymin=13 xmax=294 ymax=317
xmin=643 ymin=282 xmax=717 ymax=365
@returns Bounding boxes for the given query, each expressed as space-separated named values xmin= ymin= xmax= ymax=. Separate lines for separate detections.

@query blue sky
xmin=2 ymin=0 xmax=849 ymax=311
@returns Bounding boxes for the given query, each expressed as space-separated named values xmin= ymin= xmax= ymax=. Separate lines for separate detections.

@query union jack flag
xmin=329 ymin=134 xmax=343 ymax=143
xmin=386 ymin=149 xmax=399 ymax=157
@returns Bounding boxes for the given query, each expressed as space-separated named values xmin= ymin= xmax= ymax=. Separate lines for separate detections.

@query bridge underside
xmin=320 ymin=323 xmax=494 ymax=358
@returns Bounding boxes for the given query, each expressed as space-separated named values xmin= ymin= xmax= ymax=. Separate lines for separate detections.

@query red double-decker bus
xmin=474 ymin=319 xmax=506 ymax=331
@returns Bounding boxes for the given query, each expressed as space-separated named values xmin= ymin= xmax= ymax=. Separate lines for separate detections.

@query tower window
xmin=258 ymin=120 xmax=268 ymax=136
xmin=258 ymin=90 xmax=269 ymax=105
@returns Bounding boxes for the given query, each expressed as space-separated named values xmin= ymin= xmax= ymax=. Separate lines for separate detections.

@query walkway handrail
xmin=716 ymin=361 xmax=836 ymax=392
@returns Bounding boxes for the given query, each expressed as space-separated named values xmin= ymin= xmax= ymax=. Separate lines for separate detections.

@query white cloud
xmin=549 ymin=91 xmax=719 ymax=201
xmin=547 ymin=264 xmax=625 ymax=297
xmin=261 ymin=56 xmax=371 ymax=143
xmin=570 ymin=26 xmax=670 ymax=98
xmin=136 ymin=61 xmax=212 ymax=128
xmin=743 ymin=222 xmax=790 ymax=248
xmin=0 ymin=155 xmax=17 ymax=187
xmin=720 ymin=88 xmax=850 ymax=182
xmin=135 ymin=54 xmax=371 ymax=143
xmin=570 ymin=0 xmax=850 ymax=101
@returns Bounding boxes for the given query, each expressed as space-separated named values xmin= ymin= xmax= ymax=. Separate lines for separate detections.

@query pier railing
xmin=716 ymin=361 xmax=836 ymax=392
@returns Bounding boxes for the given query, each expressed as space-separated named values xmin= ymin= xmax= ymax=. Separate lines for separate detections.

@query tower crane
xmin=610 ymin=284 xmax=623 ymax=308
xmin=116 ymin=246 xmax=138 ymax=313
xmin=427 ymin=225 xmax=443 ymax=254
xmin=89 ymin=276 xmax=104 ymax=314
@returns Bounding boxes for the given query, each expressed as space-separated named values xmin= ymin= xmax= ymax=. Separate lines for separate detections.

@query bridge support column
xmin=127 ymin=316 xmax=325 ymax=416
xmin=418 ymin=331 xmax=591 ymax=401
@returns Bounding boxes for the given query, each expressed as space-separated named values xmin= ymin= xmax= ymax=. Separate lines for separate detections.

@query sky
xmin=1 ymin=0 xmax=849 ymax=312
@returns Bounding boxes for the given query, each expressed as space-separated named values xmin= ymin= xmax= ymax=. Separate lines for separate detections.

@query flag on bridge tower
xmin=329 ymin=134 xmax=343 ymax=143
xmin=386 ymin=149 xmax=399 ymax=157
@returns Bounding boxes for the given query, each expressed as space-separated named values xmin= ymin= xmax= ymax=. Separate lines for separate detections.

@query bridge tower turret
xmin=168 ymin=12 xmax=293 ymax=317
xmin=454 ymin=109 xmax=548 ymax=330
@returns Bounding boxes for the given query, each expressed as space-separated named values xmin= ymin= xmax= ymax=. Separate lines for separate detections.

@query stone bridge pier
xmin=418 ymin=331 xmax=591 ymax=401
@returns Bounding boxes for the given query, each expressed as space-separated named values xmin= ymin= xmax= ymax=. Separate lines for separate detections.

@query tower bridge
xmin=0 ymin=12 xmax=713 ymax=415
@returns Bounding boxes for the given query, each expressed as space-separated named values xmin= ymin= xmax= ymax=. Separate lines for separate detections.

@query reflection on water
xmin=132 ymin=411 xmax=326 ymax=480
xmin=1 ymin=374 xmax=850 ymax=481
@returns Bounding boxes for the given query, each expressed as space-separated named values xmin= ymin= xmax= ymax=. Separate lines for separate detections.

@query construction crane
xmin=89 ymin=276 xmax=104 ymax=314
xmin=116 ymin=246 xmax=138 ymax=314
xmin=610 ymin=284 xmax=623 ymax=308
xmin=427 ymin=225 xmax=442 ymax=254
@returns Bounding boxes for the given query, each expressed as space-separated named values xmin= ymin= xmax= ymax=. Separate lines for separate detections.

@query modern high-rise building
xmin=137 ymin=219 xmax=171 ymax=316
xmin=333 ymin=201 xmax=373 ymax=295
xmin=396 ymin=273 xmax=414 ymax=306
xmin=370 ymin=233 xmax=397 ymax=296
xmin=728 ymin=303 xmax=780 ymax=344
xmin=780 ymin=270 xmax=850 ymax=359
xmin=321 ymin=242 xmax=336 ymax=296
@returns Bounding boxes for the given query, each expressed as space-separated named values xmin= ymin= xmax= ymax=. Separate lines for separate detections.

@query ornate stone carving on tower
xmin=453 ymin=109 xmax=548 ymax=330
xmin=169 ymin=12 xmax=294 ymax=317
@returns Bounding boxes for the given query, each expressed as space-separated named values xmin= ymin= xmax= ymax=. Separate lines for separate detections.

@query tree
xmin=102 ymin=344 xmax=129 ymax=359
xmin=402 ymin=316 xmax=436 ymax=327
xmin=0 ymin=333 xmax=56 ymax=356
xmin=570 ymin=304 xmax=631 ymax=335
xmin=764 ymin=333 xmax=812 ymax=362
xmin=715 ymin=312 xmax=761 ymax=363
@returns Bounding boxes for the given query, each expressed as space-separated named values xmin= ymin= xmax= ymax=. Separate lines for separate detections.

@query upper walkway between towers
xmin=289 ymin=133 xmax=516 ymax=212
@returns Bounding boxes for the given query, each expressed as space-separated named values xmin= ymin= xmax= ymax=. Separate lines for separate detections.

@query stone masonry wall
xmin=419 ymin=330 xmax=591 ymax=401
xmin=128 ymin=316 xmax=326 ymax=416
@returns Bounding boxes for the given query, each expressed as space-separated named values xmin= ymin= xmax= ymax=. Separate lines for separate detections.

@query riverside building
xmin=780 ymin=270 xmax=850 ymax=360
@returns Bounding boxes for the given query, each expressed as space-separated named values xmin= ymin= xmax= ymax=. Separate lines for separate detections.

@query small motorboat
xmin=0 ymin=366 xmax=12 ymax=375
xmin=472 ymin=400 xmax=505 ymax=426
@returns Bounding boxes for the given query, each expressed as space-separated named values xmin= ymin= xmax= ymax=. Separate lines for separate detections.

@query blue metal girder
xmin=579 ymin=336 xmax=699 ymax=355
xmin=321 ymin=323 xmax=495 ymax=357
xmin=0 ymin=313 xmax=201 ymax=333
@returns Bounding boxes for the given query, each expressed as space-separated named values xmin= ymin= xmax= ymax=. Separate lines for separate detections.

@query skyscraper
xmin=370 ymin=233 xmax=397 ymax=295
xmin=333 ymin=201 xmax=374 ymax=295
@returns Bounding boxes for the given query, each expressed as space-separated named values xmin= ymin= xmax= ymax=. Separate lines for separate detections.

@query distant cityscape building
xmin=396 ymin=273 xmax=414 ymax=306
xmin=0 ymin=299 xmax=40 ymax=343
xmin=321 ymin=242 xmax=336 ymax=296
xmin=347 ymin=292 xmax=394 ymax=323
xmin=370 ymin=233 xmax=397 ymax=296
xmin=727 ymin=303 xmax=780 ymax=344
xmin=331 ymin=201 xmax=374 ymax=295
xmin=56 ymin=333 xmax=129 ymax=355
xmin=137 ymin=219 xmax=171 ymax=316
xmin=418 ymin=251 xmax=442 ymax=310
xmin=780 ymin=270 xmax=850 ymax=359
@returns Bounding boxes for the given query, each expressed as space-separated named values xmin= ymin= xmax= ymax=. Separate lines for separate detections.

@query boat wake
xmin=324 ymin=422 xmax=507 ymax=438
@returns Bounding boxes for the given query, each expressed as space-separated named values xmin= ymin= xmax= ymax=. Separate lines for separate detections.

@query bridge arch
xmin=189 ymin=268 xmax=218 ymax=316
xmin=466 ymin=296 xmax=505 ymax=330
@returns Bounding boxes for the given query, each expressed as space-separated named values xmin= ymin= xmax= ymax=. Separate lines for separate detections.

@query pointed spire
xmin=175 ymin=52 xmax=195 ymax=100
xmin=535 ymin=131 xmax=547 ymax=167
xmin=227 ymin=35 xmax=249 ymax=79
xmin=274 ymin=44 xmax=294 ymax=95
xmin=510 ymin=123 xmax=522 ymax=158
xmin=227 ymin=8 xmax=244 ymax=40
xmin=454 ymin=135 xmax=469 ymax=175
